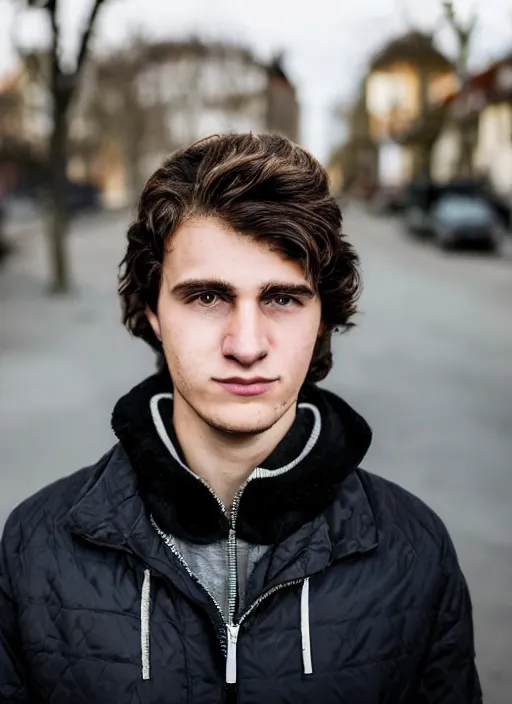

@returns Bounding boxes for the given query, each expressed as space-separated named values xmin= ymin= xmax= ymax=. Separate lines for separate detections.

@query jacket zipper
xmin=153 ymin=489 xmax=247 ymax=678
xmin=225 ymin=486 xmax=244 ymax=683
xmin=154 ymin=486 xmax=307 ymax=686
xmin=227 ymin=484 xmax=245 ymax=624
xmin=225 ymin=577 xmax=305 ymax=684
xmin=151 ymin=517 xmax=229 ymax=654
xmin=224 ymin=485 xmax=307 ymax=684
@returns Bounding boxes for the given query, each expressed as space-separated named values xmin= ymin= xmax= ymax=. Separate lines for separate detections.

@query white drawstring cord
xmin=141 ymin=568 xmax=151 ymax=680
xmin=150 ymin=392 xmax=319 ymax=679
xmin=301 ymin=578 xmax=313 ymax=675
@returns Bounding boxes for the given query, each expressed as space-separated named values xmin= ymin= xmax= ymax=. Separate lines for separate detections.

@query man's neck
xmin=172 ymin=394 xmax=297 ymax=510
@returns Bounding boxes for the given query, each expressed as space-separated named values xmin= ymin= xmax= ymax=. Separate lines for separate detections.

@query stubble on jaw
xmin=189 ymin=401 xmax=288 ymax=437
xmin=178 ymin=390 xmax=298 ymax=438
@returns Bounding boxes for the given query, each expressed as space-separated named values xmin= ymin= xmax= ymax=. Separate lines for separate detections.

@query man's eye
xmin=198 ymin=293 xmax=218 ymax=306
xmin=271 ymin=295 xmax=297 ymax=307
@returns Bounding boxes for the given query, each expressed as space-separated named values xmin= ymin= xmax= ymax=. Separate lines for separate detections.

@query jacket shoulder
xmin=1 ymin=446 xmax=117 ymax=556
xmin=357 ymin=468 xmax=456 ymax=565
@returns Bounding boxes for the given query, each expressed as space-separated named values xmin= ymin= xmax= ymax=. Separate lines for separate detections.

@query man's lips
xmin=213 ymin=377 xmax=278 ymax=396
xmin=216 ymin=377 xmax=276 ymax=385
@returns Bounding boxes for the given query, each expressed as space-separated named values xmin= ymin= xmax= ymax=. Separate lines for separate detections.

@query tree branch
xmin=49 ymin=0 xmax=61 ymax=79
xmin=76 ymin=0 xmax=105 ymax=74
xmin=467 ymin=12 xmax=478 ymax=36
xmin=442 ymin=1 xmax=454 ymax=18
xmin=442 ymin=0 xmax=477 ymax=39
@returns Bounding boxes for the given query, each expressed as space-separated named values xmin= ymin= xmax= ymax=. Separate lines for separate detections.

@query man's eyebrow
xmin=259 ymin=282 xmax=315 ymax=298
xmin=171 ymin=279 xmax=235 ymax=298
xmin=170 ymin=279 xmax=316 ymax=299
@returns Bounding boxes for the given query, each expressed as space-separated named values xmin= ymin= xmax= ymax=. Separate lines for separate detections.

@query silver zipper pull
xmin=226 ymin=623 xmax=241 ymax=684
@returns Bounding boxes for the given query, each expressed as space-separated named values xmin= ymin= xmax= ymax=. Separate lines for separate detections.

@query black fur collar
xmin=111 ymin=373 xmax=372 ymax=545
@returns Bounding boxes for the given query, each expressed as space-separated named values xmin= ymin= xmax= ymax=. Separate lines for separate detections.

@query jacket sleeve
xmin=0 ymin=513 xmax=31 ymax=703
xmin=416 ymin=533 xmax=482 ymax=703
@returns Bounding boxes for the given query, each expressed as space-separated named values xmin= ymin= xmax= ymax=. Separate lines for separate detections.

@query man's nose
xmin=221 ymin=304 xmax=269 ymax=366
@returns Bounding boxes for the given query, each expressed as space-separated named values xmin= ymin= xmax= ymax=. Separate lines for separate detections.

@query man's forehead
xmin=167 ymin=217 xmax=272 ymax=256
xmin=164 ymin=217 xmax=309 ymax=285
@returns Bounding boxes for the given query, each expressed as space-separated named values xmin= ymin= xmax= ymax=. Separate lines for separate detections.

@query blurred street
xmin=1 ymin=205 xmax=511 ymax=703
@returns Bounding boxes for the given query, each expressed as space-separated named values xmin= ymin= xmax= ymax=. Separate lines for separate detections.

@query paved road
xmin=1 ymin=205 xmax=511 ymax=702
xmin=0 ymin=211 xmax=154 ymax=521
xmin=329 ymin=204 xmax=512 ymax=704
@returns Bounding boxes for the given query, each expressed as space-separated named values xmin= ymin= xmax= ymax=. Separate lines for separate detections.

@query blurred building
xmin=430 ymin=57 xmax=512 ymax=197
xmin=366 ymin=32 xmax=457 ymax=187
xmin=0 ymin=63 xmax=50 ymax=197
xmin=329 ymin=32 xmax=457 ymax=194
xmin=79 ymin=39 xmax=300 ymax=207
xmin=0 ymin=52 xmax=99 ymax=202
xmin=0 ymin=39 xmax=300 ymax=209
xmin=265 ymin=54 xmax=300 ymax=143
xmin=327 ymin=81 xmax=375 ymax=197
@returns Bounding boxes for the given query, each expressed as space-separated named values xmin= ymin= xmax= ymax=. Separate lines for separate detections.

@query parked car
xmin=402 ymin=179 xmax=437 ymax=235
xmin=33 ymin=180 xmax=101 ymax=217
xmin=63 ymin=181 xmax=101 ymax=214
xmin=371 ymin=185 xmax=406 ymax=214
xmin=402 ymin=178 xmax=511 ymax=240
xmin=430 ymin=194 xmax=504 ymax=251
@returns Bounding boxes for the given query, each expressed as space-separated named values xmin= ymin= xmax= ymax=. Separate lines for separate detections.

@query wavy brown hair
xmin=118 ymin=133 xmax=361 ymax=382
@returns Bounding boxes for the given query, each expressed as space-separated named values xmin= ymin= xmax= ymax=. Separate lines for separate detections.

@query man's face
xmin=146 ymin=216 xmax=323 ymax=434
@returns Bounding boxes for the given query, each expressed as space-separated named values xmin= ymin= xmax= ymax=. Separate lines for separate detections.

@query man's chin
xmin=206 ymin=415 xmax=275 ymax=436
xmin=199 ymin=404 xmax=278 ymax=436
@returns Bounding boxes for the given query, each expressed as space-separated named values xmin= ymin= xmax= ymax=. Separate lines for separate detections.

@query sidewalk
xmin=0 ymin=210 xmax=153 ymax=525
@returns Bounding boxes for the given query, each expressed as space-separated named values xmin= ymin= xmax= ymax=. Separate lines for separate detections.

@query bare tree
xmin=442 ymin=0 xmax=477 ymax=84
xmin=442 ymin=0 xmax=478 ymax=176
xmin=19 ymin=0 xmax=108 ymax=292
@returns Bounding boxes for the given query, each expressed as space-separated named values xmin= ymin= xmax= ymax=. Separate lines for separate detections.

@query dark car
xmin=64 ymin=180 xmax=101 ymax=214
xmin=430 ymin=194 xmax=504 ymax=251
xmin=372 ymin=185 xmax=406 ymax=214
xmin=402 ymin=178 xmax=511 ymax=239
xmin=402 ymin=179 xmax=437 ymax=235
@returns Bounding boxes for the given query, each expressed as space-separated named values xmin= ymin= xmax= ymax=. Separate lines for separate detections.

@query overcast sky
xmin=1 ymin=0 xmax=511 ymax=161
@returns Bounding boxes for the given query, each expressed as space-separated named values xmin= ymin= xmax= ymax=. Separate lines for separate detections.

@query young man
xmin=0 ymin=134 xmax=481 ymax=703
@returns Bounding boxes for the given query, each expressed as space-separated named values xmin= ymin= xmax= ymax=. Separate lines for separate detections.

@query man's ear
xmin=145 ymin=306 xmax=161 ymax=342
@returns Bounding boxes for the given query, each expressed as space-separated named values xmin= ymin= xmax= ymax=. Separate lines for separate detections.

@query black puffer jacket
xmin=0 ymin=376 xmax=481 ymax=703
